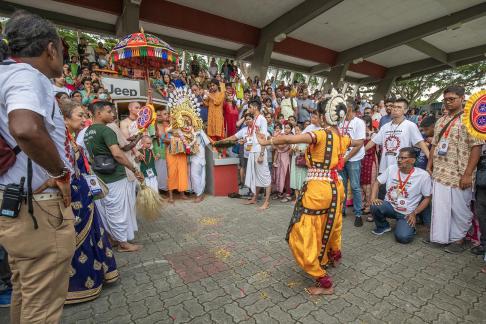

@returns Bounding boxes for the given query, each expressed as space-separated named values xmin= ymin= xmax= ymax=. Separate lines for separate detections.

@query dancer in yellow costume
xmin=257 ymin=93 xmax=360 ymax=295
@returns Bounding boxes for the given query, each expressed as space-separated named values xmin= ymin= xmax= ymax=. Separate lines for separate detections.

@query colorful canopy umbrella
xmin=111 ymin=29 xmax=179 ymax=71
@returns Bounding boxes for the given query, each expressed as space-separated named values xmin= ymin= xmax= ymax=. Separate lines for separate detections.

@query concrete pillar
xmin=116 ymin=0 xmax=141 ymax=37
xmin=249 ymin=41 xmax=274 ymax=80
xmin=373 ymin=77 xmax=396 ymax=102
xmin=289 ymin=71 xmax=295 ymax=83
xmin=323 ymin=63 xmax=349 ymax=93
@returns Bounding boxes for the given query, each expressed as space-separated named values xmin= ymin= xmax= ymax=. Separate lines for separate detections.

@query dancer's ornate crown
xmin=324 ymin=88 xmax=347 ymax=126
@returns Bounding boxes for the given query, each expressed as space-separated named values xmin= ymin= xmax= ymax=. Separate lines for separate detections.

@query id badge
xmin=246 ymin=138 xmax=253 ymax=151
xmin=437 ymin=139 xmax=449 ymax=156
xmin=83 ymin=174 xmax=102 ymax=196
xmin=146 ymin=168 xmax=155 ymax=178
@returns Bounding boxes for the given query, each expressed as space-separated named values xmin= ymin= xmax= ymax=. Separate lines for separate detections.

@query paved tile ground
xmin=1 ymin=196 xmax=486 ymax=323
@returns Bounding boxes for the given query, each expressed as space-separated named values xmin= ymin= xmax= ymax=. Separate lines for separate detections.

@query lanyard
xmin=248 ymin=115 xmax=261 ymax=136
xmin=397 ymin=168 xmax=414 ymax=193
xmin=141 ymin=149 xmax=153 ymax=165
xmin=390 ymin=118 xmax=405 ymax=135
xmin=339 ymin=119 xmax=351 ymax=136
xmin=441 ymin=114 xmax=461 ymax=139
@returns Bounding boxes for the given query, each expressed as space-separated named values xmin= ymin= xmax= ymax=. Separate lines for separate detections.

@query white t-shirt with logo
xmin=377 ymin=165 xmax=432 ymax=215
xmin=0 ymin=62 xmax=71 ymax=191
xmin=338 ymin=117 xmax=366 ymax=162
xmin=236 ymin=116 xmax=270 ymax=155
xmin=372 ymin=119 xmax=423 ymax=173
xmin=235 ymin=114 xmax=267 ymax=154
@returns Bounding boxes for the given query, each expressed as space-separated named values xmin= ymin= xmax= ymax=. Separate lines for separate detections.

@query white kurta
xmin=190 ymin=131 xmax=211 ymax=196
xmin=430 ymin=180 xmax=473 ymax=244
xmin=98 ymin=178 xmax=137 ymax=242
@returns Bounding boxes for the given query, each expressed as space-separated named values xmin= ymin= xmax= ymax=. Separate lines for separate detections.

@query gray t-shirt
xmin=297 ymin=98 xmax=315 ymax=123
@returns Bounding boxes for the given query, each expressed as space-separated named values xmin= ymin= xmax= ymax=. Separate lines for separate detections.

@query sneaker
xmin=371 ymin=226 xmax=391 ymax=236
xmin=354 ymin=217 xmax=363 ymax=227
xmin=444 ymin=243 xmax=465 ymax=254
xmin=470 ymin=245 xmax=486 ymax=255
xmin=0 ymin=289 xmax=11 ymax=308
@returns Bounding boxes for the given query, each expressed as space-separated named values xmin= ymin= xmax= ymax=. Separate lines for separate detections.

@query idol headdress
xmin=167 ymin=87 xmax=203 ymax=155
xmin=167 ymin=87 xmax=203 ymax=131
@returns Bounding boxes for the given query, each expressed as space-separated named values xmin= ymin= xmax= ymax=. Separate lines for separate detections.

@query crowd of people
xmin=0 ymin=10 xmax=485 ymax=323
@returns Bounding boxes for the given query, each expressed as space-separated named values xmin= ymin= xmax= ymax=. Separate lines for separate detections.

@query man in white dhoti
xmin=118 ymin=101 xmax=143 ymax=240
xmin=217 ymin=100 xmax=272 ymax=210
xmin=190 ymin=130 xmax=212 ymax=202
xmin=427 ymin=85 xmax=484 ymax=253
xmin=84 ymin=101 xmax=144 ymax=252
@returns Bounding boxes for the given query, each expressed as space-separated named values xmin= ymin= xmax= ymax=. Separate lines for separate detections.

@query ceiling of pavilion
xmin=1 ymin=0 xmax=485 ymax=84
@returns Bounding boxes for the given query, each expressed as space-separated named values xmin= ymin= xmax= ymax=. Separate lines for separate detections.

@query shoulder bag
xmin=86 ymin=126 xmax=118 ymax=175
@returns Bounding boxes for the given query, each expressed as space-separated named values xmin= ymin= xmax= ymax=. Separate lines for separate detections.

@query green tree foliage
xmin=391 ymin=61 xmax=486 ymax=106
xmin=58 ymin=28 xmax=118 ymax=57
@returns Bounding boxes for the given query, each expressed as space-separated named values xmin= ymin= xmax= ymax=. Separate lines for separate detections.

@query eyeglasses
xmin=442 ymin=97 xmax=460 ymax=102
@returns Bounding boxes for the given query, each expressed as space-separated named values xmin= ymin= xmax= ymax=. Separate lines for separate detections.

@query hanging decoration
xmin=463 ymin=90 xmax=486 ymax=140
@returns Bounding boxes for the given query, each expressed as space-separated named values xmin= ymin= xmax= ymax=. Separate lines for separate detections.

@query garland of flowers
xmin=177 ymin=129 xmax=197 ymax=155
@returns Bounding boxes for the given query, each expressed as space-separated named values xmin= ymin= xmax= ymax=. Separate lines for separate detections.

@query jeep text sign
xmin=102 ymin=77 xmax=141 ymax=99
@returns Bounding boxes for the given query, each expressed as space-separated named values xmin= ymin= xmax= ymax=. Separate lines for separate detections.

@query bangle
xmin=48 ymin=167 xmax=71 ymax=184
xmin=270 ymin=137 xmax=274 ymax=146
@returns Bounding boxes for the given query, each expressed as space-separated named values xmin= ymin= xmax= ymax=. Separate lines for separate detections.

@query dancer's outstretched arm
xmin=257 ymin=132 xmax=313 ymax=146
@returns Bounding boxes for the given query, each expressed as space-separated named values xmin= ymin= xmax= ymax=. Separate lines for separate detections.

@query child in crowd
xmin=416 ymin=116 xmax=436 ymax=170
xmin=360 ymin=115 xmax=378 ymax=220
xmin=139 ymin=136 xmax=159 ymax=192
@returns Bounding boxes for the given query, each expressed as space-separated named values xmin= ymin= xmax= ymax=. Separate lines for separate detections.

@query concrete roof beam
xmin=335 ymin=2 xmax=486 ymax=66
xmin=406 ymin=39 xmax=455 ymax=68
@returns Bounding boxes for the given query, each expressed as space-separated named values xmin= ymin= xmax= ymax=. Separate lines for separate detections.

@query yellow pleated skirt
xmin=288 ymin=179 xmax=344 ymax=279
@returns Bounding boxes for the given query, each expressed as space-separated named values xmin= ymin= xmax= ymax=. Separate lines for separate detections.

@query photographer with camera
xmin=0 ymin=11 xmax=76 ymax=323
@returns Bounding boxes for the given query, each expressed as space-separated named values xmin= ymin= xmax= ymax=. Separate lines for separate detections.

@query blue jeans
xmin=340 ymin=160 xmax=363 ymax=216
xmin=371 ymin=201 xmax=415 ymax=244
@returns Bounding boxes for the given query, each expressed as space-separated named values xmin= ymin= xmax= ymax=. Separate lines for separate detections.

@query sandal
xmin=280 ymin=197 xmax=291 ymax=203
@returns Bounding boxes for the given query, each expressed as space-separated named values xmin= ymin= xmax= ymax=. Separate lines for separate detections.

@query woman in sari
xmin=257 ymin=95 xmax=360 ymax=295
xmin=59 ymin=100 xmax=119 ymax=304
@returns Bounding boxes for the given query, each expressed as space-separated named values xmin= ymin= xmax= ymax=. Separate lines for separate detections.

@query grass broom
xmin=136 ymin=182 xmax=165 ymax=221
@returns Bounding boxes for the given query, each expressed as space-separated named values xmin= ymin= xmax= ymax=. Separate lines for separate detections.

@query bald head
xmin=128 ymin=101 xmax=141 ymax=119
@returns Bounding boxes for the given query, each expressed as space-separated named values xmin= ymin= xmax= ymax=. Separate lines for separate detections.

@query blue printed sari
xmin=66 ymin=146 xmax=119 ymax=304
